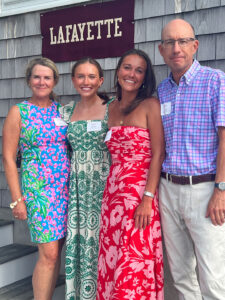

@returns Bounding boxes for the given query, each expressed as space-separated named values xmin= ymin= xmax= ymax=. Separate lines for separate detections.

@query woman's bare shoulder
xmin=141 ymin=96 xmax=160 ymax=111
xmin=6 ymin=105 xmax=21 ymax=119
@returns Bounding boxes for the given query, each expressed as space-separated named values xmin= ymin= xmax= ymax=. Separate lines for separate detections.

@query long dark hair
xmin=115 ymin=49 xmax=156 ymax=114
xmin=71 ymin=57 xmax=109 ymax=104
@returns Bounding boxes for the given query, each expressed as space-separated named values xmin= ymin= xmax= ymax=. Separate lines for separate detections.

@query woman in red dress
xmin=97 ymin=49 xmax=165 ymax=300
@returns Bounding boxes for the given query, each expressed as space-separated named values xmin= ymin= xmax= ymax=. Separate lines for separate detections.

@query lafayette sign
xmin=49 ymin=18 xmax=123 ymax=44
xmin=41 ymin=0 xmax=134 ymax=62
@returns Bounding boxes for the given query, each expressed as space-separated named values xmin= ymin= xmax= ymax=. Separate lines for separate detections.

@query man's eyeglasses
xmin=161 ymin=38 xmax=196 ymax=49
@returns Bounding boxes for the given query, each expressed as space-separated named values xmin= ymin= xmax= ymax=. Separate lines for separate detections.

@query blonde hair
xmin=26 ymin=57 xmax=59 ymax=100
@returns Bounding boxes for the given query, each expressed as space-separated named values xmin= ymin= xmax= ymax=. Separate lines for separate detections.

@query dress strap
xmin=58 ymin=101 xmax=75 ymax=123
xmin=103 ymin=97 xmax=115 ymax=121
xmin=70 ymin=101 xmax=76 ymax=120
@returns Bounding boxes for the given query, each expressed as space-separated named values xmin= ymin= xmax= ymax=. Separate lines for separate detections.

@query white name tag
xmin=54 ymin=118 xmax=68 ymax=126
xmin=87 ymin=121 xmax=101 ymax=132
xmin=161 ymin=102 xmax=172 ymax=116
xmin=104 ymin=130 xmax=112 ymax=142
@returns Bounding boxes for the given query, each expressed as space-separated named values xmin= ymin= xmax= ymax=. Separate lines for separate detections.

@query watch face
xmin=218 ymin=182 xmax=225 ymax=190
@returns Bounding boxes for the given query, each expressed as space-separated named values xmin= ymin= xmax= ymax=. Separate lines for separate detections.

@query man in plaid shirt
xmin=158 ymin=19 xmax=225 ymax=299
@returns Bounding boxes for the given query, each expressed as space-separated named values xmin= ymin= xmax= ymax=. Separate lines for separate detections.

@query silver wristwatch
xmin=143 ymin=191 xmax=154 ymax=198
xmin=215 ymin=182 xmax=225 ymax=191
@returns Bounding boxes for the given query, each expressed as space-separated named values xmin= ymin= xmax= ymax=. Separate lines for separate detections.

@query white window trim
xmin=0 ymin=0 xmax=91 ymax=17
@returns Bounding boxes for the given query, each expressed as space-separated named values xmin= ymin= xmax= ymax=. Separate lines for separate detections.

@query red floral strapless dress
xmin=97 ymin=126 xmax=164 ymax=300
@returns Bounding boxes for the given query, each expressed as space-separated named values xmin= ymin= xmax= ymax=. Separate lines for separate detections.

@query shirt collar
xmin=168 ymin=60 xmax=201 ymax=86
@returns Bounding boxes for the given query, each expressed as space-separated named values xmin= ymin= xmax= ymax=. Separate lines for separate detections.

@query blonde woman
xmin=3 ymin=57 xmax=70 ymax=300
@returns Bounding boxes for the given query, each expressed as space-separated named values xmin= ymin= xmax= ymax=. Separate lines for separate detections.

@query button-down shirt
xmin=157 ymin=60 xmax=225 ymax=176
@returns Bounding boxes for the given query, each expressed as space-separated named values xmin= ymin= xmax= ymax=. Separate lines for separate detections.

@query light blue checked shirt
xmin=157 ymin=60 xmax=225 ymax=176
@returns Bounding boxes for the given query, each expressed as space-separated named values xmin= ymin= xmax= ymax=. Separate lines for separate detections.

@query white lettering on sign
xmin=114 ymin=17 xmax=122 ymax=37
xmin=87 ymin=21 xmax=94 ymax=40
xmin=50 ymin=17 xmax=123 ymax=45
xmin=104 ymin=19 xmax=114 ymax=38
xmin=95 ymin=20 xmax=103 ymax=39
xmin=66 ymin=25 xmax=72 ymax=43
xmin=57 ymin=26 xmax=65 ymax=44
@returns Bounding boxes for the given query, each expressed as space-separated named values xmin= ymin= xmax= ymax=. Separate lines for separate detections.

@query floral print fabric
xmin=17 ymin=101 xmax=70 ymax=243
xmin=97 ymin=126 xmax=164 ymax=300
xmin=59 ymin=101 xmax=111 ymax=300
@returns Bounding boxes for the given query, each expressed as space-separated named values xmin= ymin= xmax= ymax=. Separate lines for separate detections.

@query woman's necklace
xmin=120 ymin=119 xmax=124 ymax=126
xmin=118 ymin=100 xmax=125 ymax=126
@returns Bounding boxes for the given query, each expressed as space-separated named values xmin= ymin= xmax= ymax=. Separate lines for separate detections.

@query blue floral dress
xmin=17 ymin=100 xmax=70 ymax=243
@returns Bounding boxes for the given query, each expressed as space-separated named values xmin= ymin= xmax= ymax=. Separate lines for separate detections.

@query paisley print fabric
xmin=17 ymin=100 xmax=70 ymax=243
xmin=59 ymin=101 xmax=111 ymax=300
xmin=97 ymin=126 xmax=164 ymax=300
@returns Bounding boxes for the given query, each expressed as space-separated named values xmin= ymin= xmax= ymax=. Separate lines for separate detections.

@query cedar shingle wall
xmin=1 ymin=0 xmax=225 ymax=207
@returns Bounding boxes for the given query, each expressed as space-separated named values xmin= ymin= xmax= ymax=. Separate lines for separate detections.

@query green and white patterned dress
xmin=60 ymin=100 xmax=111 ymax=300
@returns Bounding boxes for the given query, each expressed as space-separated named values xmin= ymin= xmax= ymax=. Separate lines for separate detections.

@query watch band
xmin=215 ymin=182 xmax=225 ymax=191
xmin=143 ymin=191 xmax=154 ymax=198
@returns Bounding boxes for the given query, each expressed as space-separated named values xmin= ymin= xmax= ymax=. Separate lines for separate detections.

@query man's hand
xmin=206 ymin=189 xmax=225 ymax=225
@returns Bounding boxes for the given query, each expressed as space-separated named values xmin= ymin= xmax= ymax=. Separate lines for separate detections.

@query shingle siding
xmin=1 ymin=0 xmax=225 ymax=208
xmin=165 ymin=0 xmax=195 ymax=14
xmin=185 ymin=7 xmax=225 ymax=35
xmin=142 ymin=0 xmax=165 ymax=18
xmin=196 ymin=0 xmax=221 ymax=10
xmin=216 ymin=33 xmax=225 ymax=60
xmin=134 ymin=0 xmax=143 ymax=19
xmin=197 ymin=35 xmax=216 ymax=61
xmin=0 ymin=80 xmax=12 ymax=99
xmin=0 ymin=100 xmax=9 ymax=118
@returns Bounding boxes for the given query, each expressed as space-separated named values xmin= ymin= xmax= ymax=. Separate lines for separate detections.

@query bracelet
xmin=10 ymin=196 xmax=24 ymax=209
xmin=143 ymin=191 xmax=154 ymax=198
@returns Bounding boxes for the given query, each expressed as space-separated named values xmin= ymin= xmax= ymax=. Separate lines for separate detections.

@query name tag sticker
xmin=161 ymin=102 xmax=172 ymax=116
xmin=104 ymin=130 xmax=112 ymax=142
xmin=87 ymin=121 xmax=102 ymax=132
xmin=54 ymin=118 xmax=68 ymax=126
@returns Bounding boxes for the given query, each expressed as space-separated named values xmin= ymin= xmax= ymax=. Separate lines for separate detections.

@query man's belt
xmin=161 ymin=172 xmax=216 ymax=185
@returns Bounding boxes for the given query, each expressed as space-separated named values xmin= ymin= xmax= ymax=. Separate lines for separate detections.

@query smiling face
xmin=117 ymin=54 xmax=147 ymax=96
xmin=29 ymin=64 xmax=55 ymax=99
xmin=158 ymin=19 xmax=199 ymax=82
xmin=72 ymin=62 xmax=104 ymax=99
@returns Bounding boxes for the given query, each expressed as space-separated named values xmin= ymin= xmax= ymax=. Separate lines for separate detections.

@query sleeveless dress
xmin=59 ymin=101 xmax=111 ymax=300
xmin=17 ymin=100 xmax=70 ymax=243
xmin=97 ymin=126 xmax=164 ymax=300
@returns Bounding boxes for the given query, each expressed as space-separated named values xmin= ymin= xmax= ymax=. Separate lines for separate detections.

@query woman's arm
xmin=134 ymin=97 xmax=165 ymax=229
xmin=2 ymin=105 xmax=27 ymax=220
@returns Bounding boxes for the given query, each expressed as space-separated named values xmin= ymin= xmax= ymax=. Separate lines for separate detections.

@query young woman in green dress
xmin=60 ymin=57 xmax=112 ymax=300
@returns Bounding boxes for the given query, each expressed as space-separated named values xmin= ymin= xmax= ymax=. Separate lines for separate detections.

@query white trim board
xmin=0 ymin=0 xmax=91 ymax=17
